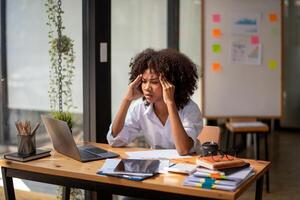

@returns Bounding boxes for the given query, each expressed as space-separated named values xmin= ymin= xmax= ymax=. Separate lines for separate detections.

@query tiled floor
xmin=0 ymin=189 xmax=56 ymax=200
xmin=238 ymin=130 xmax=300 ymax=200
xmin=1 ymin=130 xmax=300 ymax=199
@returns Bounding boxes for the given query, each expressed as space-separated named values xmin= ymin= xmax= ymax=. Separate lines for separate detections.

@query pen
xmin=168 ymin=163 xmax=176 ymax=167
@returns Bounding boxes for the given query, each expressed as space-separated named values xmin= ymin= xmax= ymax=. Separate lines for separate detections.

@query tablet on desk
xmin=114 ymin=159 xmax=160 ymax=176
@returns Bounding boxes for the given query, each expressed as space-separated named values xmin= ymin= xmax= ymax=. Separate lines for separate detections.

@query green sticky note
xmin=270 ymin=27 xmax=279 ymax=36
xmin=212 ymin=44 xmax=222 ymax=53
xmin=268 ymin=60 xmax=277 ymax=70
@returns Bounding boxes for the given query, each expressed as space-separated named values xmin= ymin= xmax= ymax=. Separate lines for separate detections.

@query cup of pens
xmin=15 ymin=120 xmax=40 ymax=156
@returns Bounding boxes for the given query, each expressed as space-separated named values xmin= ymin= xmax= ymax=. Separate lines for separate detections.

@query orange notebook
xmin=196 ymin=155 xmax=247 ymax=170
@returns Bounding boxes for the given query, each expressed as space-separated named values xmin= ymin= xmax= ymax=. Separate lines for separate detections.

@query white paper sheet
xmin=126 ymin=149 xmax=192 ymax=159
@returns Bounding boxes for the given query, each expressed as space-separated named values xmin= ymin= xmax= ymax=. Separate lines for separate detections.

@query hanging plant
xmin=45 ymin=0 xmax=82 ymax=199
xmin=45 ymin=0 xmax=75 ymax=124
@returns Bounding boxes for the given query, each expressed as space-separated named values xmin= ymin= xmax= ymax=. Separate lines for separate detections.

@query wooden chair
xmin=225 ymin=117 xmax=270 ymax=192
xmin=198 ymin=125 xmax=221 ymax=146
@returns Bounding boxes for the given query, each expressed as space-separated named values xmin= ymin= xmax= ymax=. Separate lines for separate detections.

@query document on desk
xmin=126 ymin=149 xmax=192 ymax=159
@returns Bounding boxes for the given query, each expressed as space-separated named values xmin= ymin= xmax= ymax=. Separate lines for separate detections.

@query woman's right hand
xmin=125 ymin=74 xmax=143 ymax=101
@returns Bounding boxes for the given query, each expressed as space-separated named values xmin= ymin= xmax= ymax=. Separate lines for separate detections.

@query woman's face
xmin=141 ymin=69 xmax=163 ymax=104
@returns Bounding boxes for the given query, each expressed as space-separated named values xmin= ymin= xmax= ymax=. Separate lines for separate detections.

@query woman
xmin=107 ymin=48 xmax=202 ymax=155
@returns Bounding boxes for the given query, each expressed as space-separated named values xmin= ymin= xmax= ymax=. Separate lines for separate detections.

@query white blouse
xmin=107 ymin=98 xmax=203 ymax=153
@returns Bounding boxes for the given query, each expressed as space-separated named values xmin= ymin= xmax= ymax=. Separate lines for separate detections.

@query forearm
xmin=167 ymin=102 xmax=194 ymax=155
xmin=111 ymin=98 xmax=132 ymax=137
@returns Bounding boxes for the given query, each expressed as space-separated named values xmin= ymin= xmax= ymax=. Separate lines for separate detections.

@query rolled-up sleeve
xmin=181 ymin=101 xmax=203 ymax=153
xmin=107 ymin=104 xmax=142 ymax=147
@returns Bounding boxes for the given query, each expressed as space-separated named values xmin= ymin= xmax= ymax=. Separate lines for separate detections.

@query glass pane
xmin=111 ymin=0 xmax=167 ymax=120
xmin=281 ymin=0 xmax=300 ymax=127
xmin=1 ymin=0 xmax=83 ymax=196
xmin=180 ymin=0 xmax=201 ymax=106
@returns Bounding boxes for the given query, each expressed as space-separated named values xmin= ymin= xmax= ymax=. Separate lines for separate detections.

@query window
xmin=111 ymin=0 xmax=167 ymax=120
xmin=1 ymin=0 xmax=83 ymax=195
xmin=180 ymin=0 xmax=201 ymax=106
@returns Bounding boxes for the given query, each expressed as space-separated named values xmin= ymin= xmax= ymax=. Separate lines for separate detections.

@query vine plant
xmin=45 ymin=0 xmax=75 ymax=129
xmin=45 ymin=2 xmax=82 ymax=199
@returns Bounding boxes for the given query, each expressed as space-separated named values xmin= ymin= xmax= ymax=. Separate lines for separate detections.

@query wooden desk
xmin=0 ymin=143 xmax=270 ymax=200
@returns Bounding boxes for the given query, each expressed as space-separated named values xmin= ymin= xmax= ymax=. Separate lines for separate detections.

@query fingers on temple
xmin=160 ymin=74 xmax=172 ymax=88
xmin=159 ymin=74 xmax=167 ymax=88
xmin=133 ymin=74 xmax=142 ymax=85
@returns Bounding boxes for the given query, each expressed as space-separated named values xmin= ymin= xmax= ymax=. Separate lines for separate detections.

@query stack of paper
xmin=183 ymin=166 xmax=255 ymax=191
xmin=165 ymin=163 xmax=197 ymax=174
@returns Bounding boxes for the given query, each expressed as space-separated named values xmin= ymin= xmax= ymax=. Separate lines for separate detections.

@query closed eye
xmin=150 ymin=80 xmax=159 ymax=84
xmin=142 ymin=79 xmax=159 ymax=84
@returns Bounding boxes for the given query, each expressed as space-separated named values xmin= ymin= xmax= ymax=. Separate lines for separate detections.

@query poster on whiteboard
xmin=231 ymin=13 xmax=261 ymax=35
xmin=230 ymin=39 xmax=262 ymax=65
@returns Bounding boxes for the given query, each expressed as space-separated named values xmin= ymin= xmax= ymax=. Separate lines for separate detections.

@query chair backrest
xmin=198 ymin=126 xmax=221 ymax=146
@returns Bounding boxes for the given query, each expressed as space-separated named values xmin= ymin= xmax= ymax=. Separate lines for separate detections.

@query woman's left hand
xmin=159 ymin=74 xmax=175 ymax=105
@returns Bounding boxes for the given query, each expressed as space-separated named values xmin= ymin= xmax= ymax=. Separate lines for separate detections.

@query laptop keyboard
xmin=77 ymin=145 xmax=119 ymax=161
xmin=80 ymin=146 xmax=108 ymax=155
xmin=85 ymin=147 xmax=107 ymax=154
xmin=79 ymin=149 xmax=99 ymax=158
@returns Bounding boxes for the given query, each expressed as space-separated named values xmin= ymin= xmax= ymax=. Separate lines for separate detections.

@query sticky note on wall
xmin=268 ymin=59 xmax=278 ymax=70
xmin=251 ymin=36 xmax=260 ymax=44
xmin=269 ymin=13 xmax=278 ymax=22
xmin=212 ymin=44 xmax=222 ymax=53
xmin=270 ymin=27 xmax=279 ymax=36
xmin=212 ymin=14 xmax=221 ymax=23
xmin=212 ymin=62 xmax=222 ymax=72
xmin=212 ymin=28 xmax=222 ymax=38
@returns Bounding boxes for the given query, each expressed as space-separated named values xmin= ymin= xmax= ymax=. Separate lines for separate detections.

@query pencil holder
xmin=17 ymin=134 xmax=36 ymax=156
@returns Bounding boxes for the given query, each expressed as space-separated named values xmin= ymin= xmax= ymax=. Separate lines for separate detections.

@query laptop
xmin=41 ymin=115 xmax=119 ymax=162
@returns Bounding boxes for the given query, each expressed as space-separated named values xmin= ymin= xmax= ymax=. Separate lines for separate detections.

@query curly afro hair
xmin=129 ymin=48 xmax=198 ymax=110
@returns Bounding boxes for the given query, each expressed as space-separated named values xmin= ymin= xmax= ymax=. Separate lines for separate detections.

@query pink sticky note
xmin=212 ymin=14 xmax=221 ymax=23
xmin=251 ymin=36 xmax=260 ymax=44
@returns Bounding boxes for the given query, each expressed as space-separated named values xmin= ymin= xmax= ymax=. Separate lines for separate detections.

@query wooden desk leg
xmin=62 ymin=186 xmax=71 ymax=200
xmin=255 ymin=176 xmax=264 ymax=200
xmin=96 ymin=191 xmax=113 ymax=200
xmin=1 ymin=167 xmax=16 ymax=200
xmin=255 ymin=133 xmax=260 ymax=160
xmin=265 ymin=133 xmax=270 ymax=193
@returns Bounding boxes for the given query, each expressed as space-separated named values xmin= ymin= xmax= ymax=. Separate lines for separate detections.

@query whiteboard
xmin=201 ymin=0 xmax=282 ymax=118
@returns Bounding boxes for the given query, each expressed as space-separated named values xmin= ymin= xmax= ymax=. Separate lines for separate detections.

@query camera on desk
xmin=201 ymin=141 xmax=219 ymax=156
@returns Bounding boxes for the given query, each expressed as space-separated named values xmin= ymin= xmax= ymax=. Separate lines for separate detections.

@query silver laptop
xmin=41 ymin=115 xmax=119 ymax=162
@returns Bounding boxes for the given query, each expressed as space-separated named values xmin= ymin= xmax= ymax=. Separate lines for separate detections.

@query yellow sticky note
xmin=212 ymin=62 xmax=222 ymax=72
xmin=269 ymin=13 xmax=278 ymax=22
xmin=212 ymin=28 xmax=222 ymax=38
xmin=270 ymin=27 xmax=279 ymax=36
xmin=212 ymin=44 xmax=222 ymax=53
xmin=268 ymin=60 xmax=277 ymax=70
